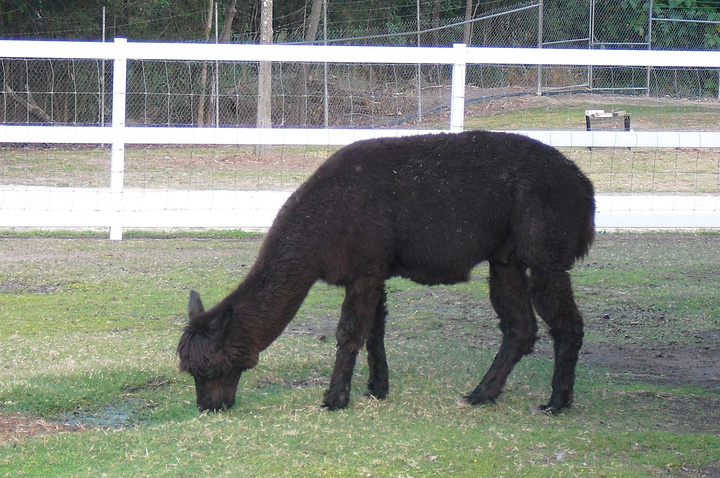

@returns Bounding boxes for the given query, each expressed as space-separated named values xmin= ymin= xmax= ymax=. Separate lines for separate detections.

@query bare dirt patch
xmin=582 ymin=336 xmax=720 ymax=390
xmin=0 ymin=412 xmax=81 ymax=446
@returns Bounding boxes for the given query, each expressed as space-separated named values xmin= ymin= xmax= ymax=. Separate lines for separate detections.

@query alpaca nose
xmin=198 ymin=392 xmax=236 ymax=412
xmin=193 ymin=371 xmax=242 ymax=412
xmin=198 ymin=399 xmax=233 ymax=412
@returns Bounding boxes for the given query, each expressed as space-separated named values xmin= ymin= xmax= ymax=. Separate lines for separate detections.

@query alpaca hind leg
xmin=365 ymin=286 xmax=389 ymax=399
xmin=530 ymin=268 xmax=584 ymax=414
xmin=465 ymin=258 xmax=538 ymax=405
xmin=323 ymin=277 xmax=384 ymax=410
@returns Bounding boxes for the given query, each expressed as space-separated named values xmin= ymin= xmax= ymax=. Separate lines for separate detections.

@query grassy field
xmin=464 ymin=97 xmax=720 ymax=131
xmin=0 ymin=231 xmax=718 ymax=477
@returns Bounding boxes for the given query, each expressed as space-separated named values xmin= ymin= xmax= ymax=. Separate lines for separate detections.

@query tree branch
xmin=4 ymin=83 xmax=53 ymax=123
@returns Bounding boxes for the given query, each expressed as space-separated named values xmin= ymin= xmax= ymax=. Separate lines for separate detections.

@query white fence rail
xmin=1 ymin=39 xmax=720 ymax=239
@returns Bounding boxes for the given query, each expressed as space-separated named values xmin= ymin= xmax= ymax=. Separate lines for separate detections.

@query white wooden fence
xmin=1 ymin=39 xmax=719 ymax=239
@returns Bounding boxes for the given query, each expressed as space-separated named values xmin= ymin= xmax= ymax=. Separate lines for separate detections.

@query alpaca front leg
xmin=323 ymin=277 xmax=384 ymax=410
xmin=323 ymin=345 xmax=360 ymax=410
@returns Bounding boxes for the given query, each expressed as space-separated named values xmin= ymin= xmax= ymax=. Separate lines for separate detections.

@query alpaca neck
xmin=233 ymin=242 xmax=320 ymax=353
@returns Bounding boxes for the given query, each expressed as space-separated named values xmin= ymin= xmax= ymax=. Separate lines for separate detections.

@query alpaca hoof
xmin=539 ymin=402 xmax=570 ymax=415
xmin=540 ymin=391 xmax=573 ymax=415
xmin=462 ymin=393 xmax=497 ymax=406
xmin=365 ymin=384 xmax=389 ymax=400
xmin=322 ymin=390 xmax=350 ymax=410
xmin=363 ymin=391 xmax=388 ymax=401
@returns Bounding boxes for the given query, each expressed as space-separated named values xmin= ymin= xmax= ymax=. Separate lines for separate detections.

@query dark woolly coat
xmin=266 ymin=130 xmax=594 ymax=286
xmin=179 ymin=130 xmax=595 ymax=414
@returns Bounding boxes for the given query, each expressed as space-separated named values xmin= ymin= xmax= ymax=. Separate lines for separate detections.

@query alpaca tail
xmin=576 ymin=194 xmax=596 ymax=261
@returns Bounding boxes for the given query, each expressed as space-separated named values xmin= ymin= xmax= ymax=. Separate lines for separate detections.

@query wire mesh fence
xmin=122 ymin=61 xmax=450 ymax=128
xmin=1 ymin=1 xmax=719 ymax=127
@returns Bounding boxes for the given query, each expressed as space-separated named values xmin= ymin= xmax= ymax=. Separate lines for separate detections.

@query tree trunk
xmin=220 ymin=0 xmax=237 ymax=42
xmin=197 ymin=0 xmax=215 ymax=127
xmin=255 ymin=0 xmax=273 ymax=154
xmin=304 ymin=0 xmax=323 ymax=43
xmin=464 ymin=0 xmax=474 ymax=45
xmin=205 ymin=0 xmax=238 ymax=126
xmin=289 ymin=0 xmax=323 ymax=126
xmin=432 ymin=0 xmax=441 ymax=45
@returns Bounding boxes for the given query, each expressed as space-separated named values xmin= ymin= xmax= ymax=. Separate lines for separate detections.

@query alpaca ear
xmin=188 ymin=290 xmax=205 ymax=319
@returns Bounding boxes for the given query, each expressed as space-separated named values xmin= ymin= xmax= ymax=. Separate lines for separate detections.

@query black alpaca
xmin=178 ymin=130 xmax=595 ymax=414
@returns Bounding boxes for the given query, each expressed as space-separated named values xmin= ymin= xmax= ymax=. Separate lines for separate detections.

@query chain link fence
xmin=1 ymin=1 xmax=719 ymax=127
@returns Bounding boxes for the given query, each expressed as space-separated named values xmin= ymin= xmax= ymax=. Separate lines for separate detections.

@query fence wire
xmin=1 ymin=1 xmax=719 ymax=127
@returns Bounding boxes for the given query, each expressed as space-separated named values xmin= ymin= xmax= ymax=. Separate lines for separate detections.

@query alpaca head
xmin=177 ymin=291 xmax=247 ymax=412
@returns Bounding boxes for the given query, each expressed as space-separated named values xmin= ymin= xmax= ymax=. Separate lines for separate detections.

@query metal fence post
xmin=450 ymin=43 xmax=467 ymax=133
xmin=110 ymin=37 xmax=127 ymax=240
xmin=588 ymin=0 xmax=595 ymax=91
xmin=646 ymin=0 xmax=654 ymax=97
xmin=536 ymin=0 xmax=543 ymax=96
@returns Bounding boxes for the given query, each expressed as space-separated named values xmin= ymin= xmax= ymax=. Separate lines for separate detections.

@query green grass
xmin=1 ymin=232 xmax=719 ymax=477
xmin=465 ymin=102 xmax=720 ymax=131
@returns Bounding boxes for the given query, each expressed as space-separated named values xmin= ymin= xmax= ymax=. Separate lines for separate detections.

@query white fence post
xmin=450 ymin=43 xmax=467 ymax=133
xmin=110 ymin=38 xmax=127 ymax=240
